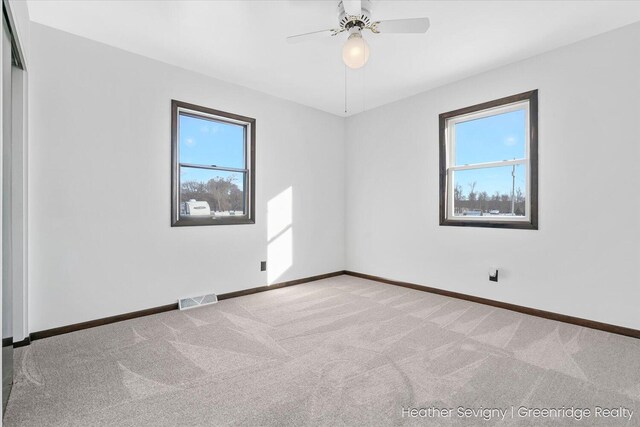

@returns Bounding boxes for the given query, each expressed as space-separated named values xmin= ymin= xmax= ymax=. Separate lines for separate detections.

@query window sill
xmin=440 ymin=218 xmax=537 ymax=230
xmin=171 ymin=217 xmax=255 ymax=227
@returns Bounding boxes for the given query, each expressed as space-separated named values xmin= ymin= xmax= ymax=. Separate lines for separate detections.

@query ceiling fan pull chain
xmin=344 ymin=64 xmax=348 ymax=114
xmin=362 ymin=62 xmax=365 ymax=113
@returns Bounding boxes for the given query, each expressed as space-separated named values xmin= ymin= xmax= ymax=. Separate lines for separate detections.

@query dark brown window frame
xmin=439 ymin=90 xmax=538 ymax=230
xmin=171 ymin=100 xmax=256 ymax=227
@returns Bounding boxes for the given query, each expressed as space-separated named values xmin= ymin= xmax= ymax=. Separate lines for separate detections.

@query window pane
xmin=180 ymin=167 xmax=246 ymax=218
xmin=452 ymin=165 xmax=526 ymax=217
xmin=455 ymin=109 xmax=526 ymax=165
xmin=179 ymin=113 xmax=245 ymax=169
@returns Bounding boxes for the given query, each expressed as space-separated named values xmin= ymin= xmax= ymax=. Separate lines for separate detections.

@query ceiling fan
xmin=286 ymin=0 xmax=430 ymax=69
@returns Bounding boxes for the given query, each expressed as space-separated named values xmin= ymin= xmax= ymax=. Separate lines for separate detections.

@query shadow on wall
xmin=267 ymin=187 xmax=293 ymax=284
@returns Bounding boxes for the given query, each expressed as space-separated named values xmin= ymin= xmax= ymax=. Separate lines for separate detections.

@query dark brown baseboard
xmin=30 ymin=303 xmax=179 ymax=341
xmin=23 ymin=269 xmax=640 ymax=344
xmin=344 ymin=271 xmax=640 ymax=339
xmin=28 ymin=270 xmax=345 ymax=343
xmin=13 ymin=337 xmax=30 ymax=348
xmin=218 ymin=270 xmax=345 ymax=300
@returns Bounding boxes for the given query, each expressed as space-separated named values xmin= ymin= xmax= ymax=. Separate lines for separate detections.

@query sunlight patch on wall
xmin=267 ymin=187 xmax=293 ymax=284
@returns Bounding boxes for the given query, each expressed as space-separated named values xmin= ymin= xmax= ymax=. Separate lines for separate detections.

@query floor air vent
xmin=178 ymin=293 xmax=218 ymax=310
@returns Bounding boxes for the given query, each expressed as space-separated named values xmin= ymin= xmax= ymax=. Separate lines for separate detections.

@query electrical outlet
xmin=260 ymin=261 xmax=267 ymax=271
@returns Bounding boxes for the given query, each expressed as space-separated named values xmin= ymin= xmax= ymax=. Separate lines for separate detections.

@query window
xmin=171 ymin=100 xmax=255 ymax=226
xmin=439 ymin=90 xmax=538 ymax=229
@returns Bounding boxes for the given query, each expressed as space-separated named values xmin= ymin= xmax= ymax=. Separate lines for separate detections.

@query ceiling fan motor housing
xmin=338 ymin=0 xmax=372 ymax=31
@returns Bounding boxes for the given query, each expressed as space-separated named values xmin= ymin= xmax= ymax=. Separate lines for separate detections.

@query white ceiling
xmin=27 ymin=1 xmax=640 ymax=117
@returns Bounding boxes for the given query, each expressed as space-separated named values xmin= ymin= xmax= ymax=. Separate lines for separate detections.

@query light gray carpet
xmin=4 ymin=276 xmax=640 ymax=426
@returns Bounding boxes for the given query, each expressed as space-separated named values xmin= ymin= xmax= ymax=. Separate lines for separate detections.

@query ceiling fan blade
xmin=341 ymin=0 xmax=362 ymax=16
xmin=374 ymin=17 xmax=430 ymax=34
xmin=286 ymin=29 xmax=336 ymax=44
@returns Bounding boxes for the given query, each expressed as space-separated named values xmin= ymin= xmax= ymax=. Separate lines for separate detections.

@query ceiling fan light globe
xmin=342 ymin=33 xmax=370 ymax=69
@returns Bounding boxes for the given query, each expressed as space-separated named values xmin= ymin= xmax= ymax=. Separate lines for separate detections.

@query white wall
xmin=29 ymin=23 xmax=345 ymax=332
xmin=29 ymin=20 xmax=640 ymax=333
xmin=346 ymin=22 xmax=640 ymax=330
